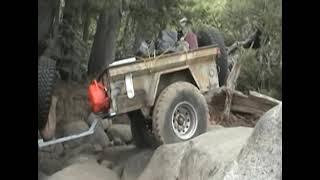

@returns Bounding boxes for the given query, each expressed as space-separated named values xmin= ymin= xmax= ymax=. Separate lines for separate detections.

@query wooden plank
xmin=248 ymin=91 xmax=281 ymax=105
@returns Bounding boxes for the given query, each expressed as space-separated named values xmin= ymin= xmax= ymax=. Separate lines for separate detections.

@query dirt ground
xmin=208 ymin=104 xmax=260 ymax=128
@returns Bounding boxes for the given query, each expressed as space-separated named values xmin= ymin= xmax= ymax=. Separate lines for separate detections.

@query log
xmin=248 ymin=91 xmax=281 ymax=105
xmin=210 ymin=89 xmax=281 ymax=116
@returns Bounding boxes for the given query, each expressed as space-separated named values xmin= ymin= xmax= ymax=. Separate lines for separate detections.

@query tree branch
xmin=227 ymin=29 xmax=260 ymax=54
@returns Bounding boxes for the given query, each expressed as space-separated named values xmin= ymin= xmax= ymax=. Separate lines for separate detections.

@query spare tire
xmin=196 ymin=27 xmax=229 ymax=86
xmin=38 ymin=57 xmax=57 ymax=130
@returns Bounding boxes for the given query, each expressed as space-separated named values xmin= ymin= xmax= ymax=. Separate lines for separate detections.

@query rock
xmin=98 ymin=145 xmax=139 ymax=164
xmin=64 ymin=154 xmax=98 ymax=167
xmin=101 ymin=118 xmax=112 ymax=130
xmin=94 ymin=144 xmax=103 ymax=152
xmin=54 ymin=82 xmax=91 ymax=125
xmin=113 ymin=114 xmax=130 ymax=124
xmin=59 ymin=119 xmax=110 ymax=150
xmin=60 ymin=121 xmax=89 ymax=149
xmin=207 ymin=124 xmax=224 ymax=131
xmin=113 ymin=165 xmax=125 ymax=178
xmin=138 ymin=127 xmax=253 ymax=180
xmin=222 ymin=103 xmax=282 ymax=180
xmin=121 ymin=150 xmax=154 ymax=180
xmin=113 ymin=137 xmax=125 ymax=146
xmin=39 ymin=157 xmax=64 ymax=175
xmin=98 ymin=145 xmax=144 ymax=177
xmin=48 ymin=161 xmax=120 ymax=180
xmin=39 ymin=144 xmax=64 ymax=175
xmin=62 ymin=143 xmax=96 ymax=160
xmin=108 ymin=124 xmax=132 ymax=144
xmin=39 ymin=170 xmax=49 ymax=180
xmin=40 ymin=143 xmax=64 ymax=156
xmin=62 ymin=121 xmax=89 ymax=135
xmin=87 ymin=113 xmax=112 ymax=130
xmin=87 ymin=113 xmax=111 ymax=148
xmin=90 ymin=123 xmax=111 ymax=148
xmin=100 ymin=160 xmax=114 ymax=169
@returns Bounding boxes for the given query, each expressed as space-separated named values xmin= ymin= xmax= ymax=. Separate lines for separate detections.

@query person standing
xmin=178 ymin=17 xmax=198 ymax=50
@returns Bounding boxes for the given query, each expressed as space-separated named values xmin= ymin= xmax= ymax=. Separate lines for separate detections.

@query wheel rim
xmin=171 ymin=101 xmax=198 ymax=140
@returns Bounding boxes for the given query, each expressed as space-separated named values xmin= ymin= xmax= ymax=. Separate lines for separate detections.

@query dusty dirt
xmin=208 ymin=104 xmax=260 ymax=127
xmin=207 ymin=90 xmax=260 ymax=127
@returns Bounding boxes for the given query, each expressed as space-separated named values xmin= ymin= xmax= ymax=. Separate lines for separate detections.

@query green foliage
xmin=184 ymin=0 xmax=282 ymax=99
xmin=46 ymin=0 xmax=282 ymax=99
xmin=115 ymin=0 xmax=184 ymax=59
xmin=129 ymin=0 xmax=183 ymax=36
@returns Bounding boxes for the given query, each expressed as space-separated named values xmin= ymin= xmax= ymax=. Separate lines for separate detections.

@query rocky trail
xmin=38 ymin=81 xmax=281 ymax=180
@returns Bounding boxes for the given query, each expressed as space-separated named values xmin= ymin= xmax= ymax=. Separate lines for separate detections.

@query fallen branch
xmin=227 ymin=29 xmax=261 ymax=54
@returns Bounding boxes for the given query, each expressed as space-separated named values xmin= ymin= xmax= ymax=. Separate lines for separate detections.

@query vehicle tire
xmin=128 ymin=110 xmax=158 ymax=148
xmin=152 ymin=82 xmax=209 ymax=145
xmin=196 ymin=27 xmax=229 ymax=86
xmin=38 ymin=57 xmax=57 ymax=130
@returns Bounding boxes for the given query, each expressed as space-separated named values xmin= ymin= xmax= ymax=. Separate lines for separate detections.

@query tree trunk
xmin=38 ymin=0 xmax=58 ymax=41
xmin=87 ymin=5 xmax=121 ymax=77
xmin=132 ymin=24 xmax=145 ymax=55
xmin=82 ymin=12 xmax=91 ymax=42
xmin=222 ymin=57 xmax=242 ymax=120
xmin=38 ymin=0 xmax=59 ymax=57
xmin=82 ymin=0 xmax=91 ymax=42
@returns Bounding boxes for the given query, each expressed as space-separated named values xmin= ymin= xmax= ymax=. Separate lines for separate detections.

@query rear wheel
xmin=152 ymin=82 xmax=209 ymax=145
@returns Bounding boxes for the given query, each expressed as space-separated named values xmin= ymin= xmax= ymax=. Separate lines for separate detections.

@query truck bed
xmin=107 ymin=45 xmax=220 ymax=80
xmin=101 ymin=45 xmax=220 ymax=115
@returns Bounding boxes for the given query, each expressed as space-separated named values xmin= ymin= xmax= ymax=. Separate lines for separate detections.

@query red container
xmin=88 ymin=80 xmax=110 ymax=113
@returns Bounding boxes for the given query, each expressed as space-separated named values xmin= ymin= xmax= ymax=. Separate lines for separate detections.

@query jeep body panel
xmin=100 ymin=45 xmax=220 ymax=115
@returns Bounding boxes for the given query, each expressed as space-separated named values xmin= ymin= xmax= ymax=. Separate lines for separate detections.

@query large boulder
xmin=121 ymin=150 xmax=154 ymax=180
xmin=38 ymin=143 xmax=65 ymax=175
xmin=86 ymin=113 xmax=111 ymax=148
xmin=39 ymin=170 xmax=49 ymax=180
xmin=48 ymin=161 xmax=120 ymax=180
xmin=221 ymin=103 xmax=282 ymax=180
xmin=137 ymin=103 xmax=282 ymax=180
xmin=97 ymin=145 xmax=143 ymax=177
xmin=108 ymin=124 xmax=133 ymax=145
xmin=138 ymin=127 xmax=253 ymax=180
xmin=59 ymin=121 xmax=90 ymax=149
xmin=63 ymin=154 xmax=98 ymax=167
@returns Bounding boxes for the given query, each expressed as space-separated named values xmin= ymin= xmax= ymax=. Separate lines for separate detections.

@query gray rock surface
xmin=108 ymin=124 xmax=132 ymax=144
xmin=64 ymin=154 xmax=98 ymax=167
xmin=40 ymin=104 xmax=282 ymax=180
xmin=39 ymin=170 xmax=49 ymax=180
xmin=61 ymin=121 xmax=89 ymax=149
xmin=221 ymin=103 xmax=282 ymax=180
xmin=121 ymin=150 xmax=154 ymax=180
xmin=138 ymin=127 xmax=253 ymax=180
xmin=48 ymin=161 xmax=120 ymax=180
